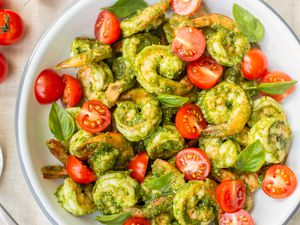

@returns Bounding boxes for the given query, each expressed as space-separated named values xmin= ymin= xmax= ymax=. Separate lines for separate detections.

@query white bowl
xmin=15 ymin=0 xmax=300 ymax=224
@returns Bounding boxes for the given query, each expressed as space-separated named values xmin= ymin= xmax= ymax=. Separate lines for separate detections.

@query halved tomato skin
xmin=175 ymin=104 xmax=207 ymax=139
xmin=219 ymin=209 xmax=254 ymax=225
xmin=262 ymin=164 xmax=297 ymax=199
xmin=176 ymin=148 xmax=210 ymax=180
xmin=171 ymin=0 xmax=202 ymax=16
xmin=61 ymin=74 xmax=82 ymax=108
xmin=128 ymin=152 xmax=149 ymax=183
xmin=0 ymin=52 xmax=8 ymax=83
xmin=187 ymin=57 xmax=223 ymax=89
xmin=172 ymin=27 xmax=206 ymax=62
xmin=260 ymin=71 xmax=296 ymax=102
xmin=216 ymin=180 xmax=246 ymax=213
xmin=123 ymin=217 xmax=151 ymax=225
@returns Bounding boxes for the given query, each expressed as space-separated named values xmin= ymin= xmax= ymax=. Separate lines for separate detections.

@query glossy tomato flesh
xmin=123 ymin=217 xmax=151 ymax=225
xmin=260 ymin=71 xmax=296 ymax=102
xmin=66 ymin=155 xmax=96 ymax=184
xmin=172 ymin=27 xmax=206 ymax=62
xmin=94 ymin=10 xmax=121 ymax=45
xmin=175 ymin=104 xmax=207 ymax=139
xmin=0 ymin=10 xmax=24 ymax=45
xmin=78 ymin=100 xmax=111 ymax=133
xmin=220 ymin=209 xmax=254 ymax=225
xmin=176 ymin=148 xmax=210 ymax=180
xmin=34 ymin=69 xmax=64 ymax=104
xmin=188 ymin=57 xmax=223 ymax=89
xmin=171 ymin=0 xmax=202 ymax=16
xmin=128 ymin=152 xmax=149 ymax=183
xmin=216 ymin=180 xmax=246 ymax=213
xmin=61 ymin=74 xmax=82 ymax=107
xmin=0 ymin=52 xmax=8 ymax=83
xmin=262 ymin=164 xmax=297 ymax=199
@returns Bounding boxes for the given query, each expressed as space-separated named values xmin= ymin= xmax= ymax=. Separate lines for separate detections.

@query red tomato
xmin=220 ymin=210 xmax=254 ymax=225
xmin=187 ymin=57 xmax=223 ymax=89
xmin=78 ymin=100 xmax=111 ymax=133
xmin=175 ymin=104 xmax=207 ymax=139
xmin=216 ymin=180 xmax=246 ymax=213
xmin=61 ymin=74 xmax=82 ymax=108
xmin=0 ymin=10 xmax=24 ymax=45
xmin=0 ymin=53 xmax=8 ymax=83
xmin=94 ymin=10 xmax=121 ymax=45
xmin=66 ymin=155 xmax=96 ymax=184
xmin=171 ymin=0 xmax=202 ymax=16
xmin=123 ymin=217 xmax=151 ymax=225
xmin=34 ymin=69 xmax=64 ymax=104
xmin=241 ymin=48 xmax=268 ymax=80
xmin=172 ymin=27 xmax=206 ymax=62
xmin=176 ymin=148 xmax=210 ymax=180
xmin=128 ymin=152 xmax=149 ymax=183
xmin=260 ymin=71 xmax=296 ymax=102
xmin=262 ymin=165 xmax=297 ymax=199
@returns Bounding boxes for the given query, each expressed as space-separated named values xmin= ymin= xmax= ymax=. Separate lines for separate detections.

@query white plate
xmin=15 ymin=0 xmax=300 ymax=224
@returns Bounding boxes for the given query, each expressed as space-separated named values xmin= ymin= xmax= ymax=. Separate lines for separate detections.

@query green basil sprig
xmin=251 ymin=81 xmax=297 ymax=95
xmin=144 ymin=172 xmax=172 ymax=191
xmin=102 ymin=0 xmax=148 ymax=18
xmin=49 ymin=103 xmax=75 ymax=141
xmin=157 ymin=94 xmax=189 ymax=107
xmin=232 ymin=4 xmax=265 ymax=43
xmin=235 ymin=140 xmax=265 ymax=173
xmin=95 ymin=212 xmax=131 ymax=225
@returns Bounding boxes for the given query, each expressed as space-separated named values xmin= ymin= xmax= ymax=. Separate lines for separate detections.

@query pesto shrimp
xmin=135 ymin=45 xmax=193 ymax=95
xmin=200 ymin=82 xmax=251 ymax=137
xmin=145 ymin=125 xmax=185 ymax=159
xmin=199 ymin=135 xmax=241 ymax=168
xmin=173 ymin=179 xmax=219 ymax=225
xmin=114 ymin=88 xmax=162 ymax=142
xmin=192 ymin=14 xmax=239 ymax=31
xmin=248 ymin=96 xmax=287 ymax=127
xmin=92 ymin=172 xmax=140 ymax=215
xmin=55 ymin=178 xmax=96 ymax=216
xmin=249 ymin=118 xmax=292 ymax=163
xmin=120 ymin=0 xmax=171 ymax=37
xmin=70 ymin=37 xmax=99 ymax=57
xmin=46 ymin=139 xmax=69 ymax=164
xmin=41 ymin=165 xmax=68 ymax=179
xmin=69 ymin=130 xmax=93 ymax=158
xmin=152 ymin=213 xmax=179 ymax=225
xmin=229 ymin=127 xmax=250 ymax=147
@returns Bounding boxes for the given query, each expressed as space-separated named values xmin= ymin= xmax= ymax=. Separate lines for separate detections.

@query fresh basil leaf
xmin=157 ymin=94 xmax=189 ymax=107
xmin=95 ymin=212 xmax=131 ymax=225
xmin=232 ymin=4 xmax=265 ymax=43
xmin=255 ymin=81 xmax=297 ymax=95
xmin=235 ymin=140 xmax=265 ymax=173
xmin=49 ymin=103 xmax=75 ymax=141
xmin=144 ymin=172 xmax=172 ymax=190
xmin=102 ymin=0 xmax=148 ymax=19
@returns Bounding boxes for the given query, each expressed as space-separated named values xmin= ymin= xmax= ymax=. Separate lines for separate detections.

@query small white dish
xmin=15 ymin=0 xmax=300 ymax=224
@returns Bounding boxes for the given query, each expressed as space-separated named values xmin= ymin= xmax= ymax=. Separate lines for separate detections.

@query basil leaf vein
xmin=102 ymin=0 xmax=148 ymax=19
xmin=232 ymin=4 xmax=265 ymax=43
xmin=157 ymin=94 xmax=189 ymax=107
xmin=235 ymin=140 xmax=265 ymax=173
xmin=49 ymin=103 xmax=75 ymax=141
xmin=95 ymin=212 xmax=131 ymax=225
xmin=256 ymin=81 xmax=297 ymax=95
xmin=144 ymin=172 xmax=172 ymax=191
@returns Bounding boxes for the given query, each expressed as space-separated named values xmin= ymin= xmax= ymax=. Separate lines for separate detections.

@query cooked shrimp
xmin=46 ymin=139 xmax=69 ymax=165
xmin=114 ymin=88 xmax=162 ymax=141
xmin=135 ymin=45 xmax=193 ymax=95
xmin=41 ymin=165 xmax=68 ymax=179
xmin=200 ymin=82 xmax=251 ymax=137
xmin=120 ymin=0 xmax=171 ymax=37
xmin=192 ymin=14 xmax=239 ymax=31
xmin=70 ymin=37 xmax=99 ymax=57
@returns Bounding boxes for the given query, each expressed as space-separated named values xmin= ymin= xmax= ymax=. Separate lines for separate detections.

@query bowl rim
xmin=15 ymin=0 xmax=300 ymax=224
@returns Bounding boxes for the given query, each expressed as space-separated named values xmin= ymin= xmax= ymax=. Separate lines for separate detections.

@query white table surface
xmin=0 ymin=0 xmax=299 ymax=224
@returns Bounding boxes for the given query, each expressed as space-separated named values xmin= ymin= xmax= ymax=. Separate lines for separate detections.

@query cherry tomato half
xmin=260 ymin=71 xmax=296 ymax=102
xmin=66 ymin=155 xmax=96 ymax=184
xmin=219 ymin=209 xmax=254 ymax=225
xmin=123 ymin=217 xmax=151 ymax=225
xmin=0 ymin=10 xmax=24 ymax=45
xmin=262 ymin=164 xmax=297 ymax=199
xmin=94 ymin=10 xmax=121 ymax=45
xmin=0 ymin=53 xmax=8 ymax=83
xmin=128 ymin=152 xmax=149 ymax=183
xmin=172 ymin=27 xmax=206 ymax=62
xmin=171 ymin=0 xmax=202 ymax=16
xmin=175 ymin=104 xmax=207 ymax=139
xmin=176 ymin=148 xmax=210 ymax=180
xmin=78 ymin=100 xmax=111 ymax=133
xmin=216 ymin=180 xmax=246 ymax=213
xmin=34 ymin=69 xmax=64 ymax=104
xmin=188 ymin=57 xmax=223 ymax=89
xmin=61 ymin=74 xmax=82 ymax=108
xmin=241 ymin=48 xmax=268 ymax=80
